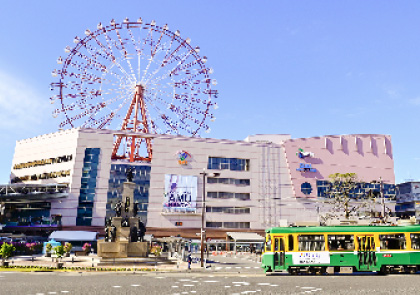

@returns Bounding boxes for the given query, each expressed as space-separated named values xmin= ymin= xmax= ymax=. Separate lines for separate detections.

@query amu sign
xmin=163 ymin=174 xmax=198 ymax=212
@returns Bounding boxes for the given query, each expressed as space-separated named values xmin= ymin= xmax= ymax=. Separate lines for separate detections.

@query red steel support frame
xmin=112 ymin=84 xmax=153 ymax=162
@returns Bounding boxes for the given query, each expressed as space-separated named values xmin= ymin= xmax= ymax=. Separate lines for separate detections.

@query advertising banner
xmin=163 ymin=174 xmax=198 ymax=213
xmin=291 ymin=252 xmax=330 ymax=265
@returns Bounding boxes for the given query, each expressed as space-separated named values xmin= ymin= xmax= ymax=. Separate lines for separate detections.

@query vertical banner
xmin=164 ymin=174 xmax=198 ymax=212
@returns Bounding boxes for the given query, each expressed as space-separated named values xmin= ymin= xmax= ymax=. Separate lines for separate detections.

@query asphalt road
xmin=2 ymin=271 xmax=420 ymax=295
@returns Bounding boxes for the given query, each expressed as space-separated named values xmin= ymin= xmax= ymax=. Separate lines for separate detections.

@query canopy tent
xmin=49 ymin=231 xmax=98 ymax=242
xmin=226 ymin=232 xmax=264 ymax=242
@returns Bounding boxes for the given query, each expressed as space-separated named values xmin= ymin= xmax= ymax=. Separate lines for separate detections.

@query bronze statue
xmin=115 ymin=201 xmax=122 ymax=217
xmin=126 ymin=167 xmax=134 ymax=182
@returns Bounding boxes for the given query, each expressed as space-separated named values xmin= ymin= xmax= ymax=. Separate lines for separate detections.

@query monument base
xmin=97 ymin=240 xmax=149 ymax=258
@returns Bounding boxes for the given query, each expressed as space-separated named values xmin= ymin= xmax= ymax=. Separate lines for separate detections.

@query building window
xmin=206 ymin=222 xmax=223 ymax=228
xmin=317 ymin=180 xmax=396 ymax=200
xmin=206 ymin=222 xmax=250 ymax=228
xmin=207 ymin=177 xmax=250 ymax=186
xmin=301 ymin=182 xmax=312 ymax=195
xmin=206 ymin=207 xmax=250 ymax=214
xmin=77 ymin=148 xmax=100 ymax=226
xmin=207 ymin=157 xmax=250 ymax=171
xmin=207 ymin=192 xmax=250 ymax=200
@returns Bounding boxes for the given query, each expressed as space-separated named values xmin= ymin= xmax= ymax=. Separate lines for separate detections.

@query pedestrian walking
xmin=187 ymin=254 xmax=192 ymax=270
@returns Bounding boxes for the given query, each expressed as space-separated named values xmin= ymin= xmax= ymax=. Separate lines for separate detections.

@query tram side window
xmin=328 ymin=235 xmax=354 ymax=251
xmin=379 ymin=234 xmax=406 ymax=250
xmin=298 ymin=235 xmax=325 ymax=251
xmin=289 ymin=235 xmax=294 ymax=251
xmin=410 ymin=234 xmax=420 ymax=250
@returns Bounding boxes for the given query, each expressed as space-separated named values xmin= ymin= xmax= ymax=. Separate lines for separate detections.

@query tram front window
xmin=265 ymin=238 xmax=272 ymax=251
xmin=380 ymin=234 xmax=406 ymax=250
xmin=328 ymin=235 xmax=354 ymax=251
xmin=298 ymin=235 xmax=325 ymax=251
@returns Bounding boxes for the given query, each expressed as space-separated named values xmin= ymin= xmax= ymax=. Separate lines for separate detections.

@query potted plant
xmin=64 ymin=242 xmax=72 ymax=257
xmin=0 ymin=242 xmax=16 ymax=267
xmin=45 ymin=243 xmax=52 ymax=257
xmin=26 ymin=242 xmax=36 ymax=255
xmin=82 ymin=243 xmax=91 ymax=255
xmin=53 ymin=245 xmax=65 ymax=268
xmin=150 ymin=245 xmax=162 ymax=268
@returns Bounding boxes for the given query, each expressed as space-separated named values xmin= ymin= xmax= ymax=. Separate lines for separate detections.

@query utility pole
xmin=199 ymin=169 xmax=220 ymax=268
xmin=200 ymin=170 xmax=206 ymax=268
xmin=380 ymin=177 xmax=385 ymax=221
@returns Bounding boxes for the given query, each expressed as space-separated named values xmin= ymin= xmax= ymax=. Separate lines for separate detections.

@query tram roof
xmin=266 ymin=225 xmax=420 ymax=234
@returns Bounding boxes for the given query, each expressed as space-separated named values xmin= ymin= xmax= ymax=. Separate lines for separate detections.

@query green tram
xmin=261 ymin=225 xmax=420 ymax=275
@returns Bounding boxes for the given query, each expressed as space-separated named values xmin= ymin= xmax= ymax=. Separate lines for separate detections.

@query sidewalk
xmin=6 ymin=254 xmax=208 ymax=272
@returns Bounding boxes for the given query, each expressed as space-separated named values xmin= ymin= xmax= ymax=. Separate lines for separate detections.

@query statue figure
xmin=130 ymin=226 xmax=138 ymax=242
xmin=126 ymin=167 xmax=134 ymax=182
xmin=121 ymin=217 xmax=130 ymax=227
xmin=115 ymin=201 xmax=122 ymax=217
xmin=124 ymin=196 xmax=130 ymax=213
xmin=133 ymin=202 xmax=139 ymax=216
xmin=138 ymin=220 xmax=146 ymax=242
xmin=105 ymin=226 xmax=110 ymax=242
xmin=110 ymin=226 xmax=116 ymax=242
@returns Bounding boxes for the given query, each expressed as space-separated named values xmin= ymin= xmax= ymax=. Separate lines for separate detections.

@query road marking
xmin=257 ymin=283 xmax=270 ymax=286
xmin=191 ymin=291 xmax=197 ymax=293
xmin=179 ymin=279 xmax=192 ymax=281
xmin=183 ymin=285 xmax=194 ymax=287
xmin=131 ymin=285 xmax=140 ymax=287
xmin=241 ymin=292 xmax=257 ymax=294
xmin=172 ymin=286 xmax=179 ymax=288
xmin=204 ymin=280 xmax=219 ymax=283
xmin=112 ymin=286 xmax=121 ymax=288
xmin=270 ymin=284 xmax=279 ymax=287
xmin=233 ymin=282 xmax=250 ymax=285
xmin=225 ymin=286 xmax=231 ymax=288
xmin=301 ymin=287 xmax=315 ymax=289
xmin=48 ymin=293 xmax=57 ymax=294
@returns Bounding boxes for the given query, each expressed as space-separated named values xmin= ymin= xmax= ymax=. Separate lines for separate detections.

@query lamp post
xmin=199 ymin=169 xmax=220 ymax=268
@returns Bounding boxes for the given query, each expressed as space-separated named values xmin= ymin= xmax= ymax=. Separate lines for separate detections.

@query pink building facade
xmin=283 ymin=134 xmax=395 ymax=200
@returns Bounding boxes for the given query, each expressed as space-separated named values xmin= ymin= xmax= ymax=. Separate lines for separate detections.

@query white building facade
xmin=9 ymin=129 xmax=395 ymax=237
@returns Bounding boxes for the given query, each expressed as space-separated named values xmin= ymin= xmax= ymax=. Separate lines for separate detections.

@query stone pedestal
xmin=97 ymin=181 xmax=148 ymax=258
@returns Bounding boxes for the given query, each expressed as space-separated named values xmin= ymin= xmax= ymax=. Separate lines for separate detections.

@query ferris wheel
xmin=51 ymin=18 xmax=218 ymax=162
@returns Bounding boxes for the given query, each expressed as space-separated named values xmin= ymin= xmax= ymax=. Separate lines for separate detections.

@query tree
xmin=0 ymin=243 xmax=16 ymax=265
xmin=320 ymin=173 xmax=376 ymax=222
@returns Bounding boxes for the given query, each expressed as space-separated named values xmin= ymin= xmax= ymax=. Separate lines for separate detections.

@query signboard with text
xmin=163 ymin=174 xmax=198 ymax=213
xmin=291 ymin=252 xmax=330 ymax=265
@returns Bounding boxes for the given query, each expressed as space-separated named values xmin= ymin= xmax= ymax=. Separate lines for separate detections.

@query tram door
xmin=356 ymin=235 xmax=376 ymax=271
xmin=273 ymin=236 xmax=286 ymax=269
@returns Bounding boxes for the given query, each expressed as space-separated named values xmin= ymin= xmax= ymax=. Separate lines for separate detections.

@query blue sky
xmin=0 ymin=1 xmax=420 ymax=184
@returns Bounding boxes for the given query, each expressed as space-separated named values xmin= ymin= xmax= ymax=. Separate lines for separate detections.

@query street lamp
xmin=199 ymin=169 xmax=220 ymax=268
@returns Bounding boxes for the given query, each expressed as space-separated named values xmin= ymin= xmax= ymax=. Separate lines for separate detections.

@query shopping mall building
xmin=5 ymin=129 xmax=395 ymax=238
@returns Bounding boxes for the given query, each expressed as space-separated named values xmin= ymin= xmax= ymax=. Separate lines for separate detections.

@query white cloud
xmin=408 ymin=97 xmax=420 ymax=106
xmin=0 ymin=71 xmax=48 ymax=130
